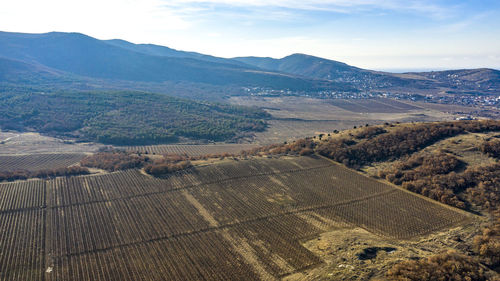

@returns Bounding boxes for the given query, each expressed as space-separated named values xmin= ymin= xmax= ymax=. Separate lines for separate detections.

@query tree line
xmin=80 ymin=149 xmax=236 ymax=177
xmin=80 ymin=149 xmax=149 ymax=171
xmin=0 ymin=166 xmax=89 ymax=182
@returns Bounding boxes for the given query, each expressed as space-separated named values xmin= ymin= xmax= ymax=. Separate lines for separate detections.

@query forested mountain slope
xmin=0 ymin=31 xmax=343 ymax=91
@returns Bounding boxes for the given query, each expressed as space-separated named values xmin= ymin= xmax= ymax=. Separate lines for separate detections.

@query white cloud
xmin=0 ymin=0 xmax=462 ymax=38
xmin=162 ymin=0 xmax=454 ymax=18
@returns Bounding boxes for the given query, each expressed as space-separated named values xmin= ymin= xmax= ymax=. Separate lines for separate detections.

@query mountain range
xmin=0 ymin=31 xmax=498 ymax=97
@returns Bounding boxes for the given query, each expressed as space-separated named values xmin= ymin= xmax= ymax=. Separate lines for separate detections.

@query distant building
xmin=455 ymin=116 xmax=474 ymax=120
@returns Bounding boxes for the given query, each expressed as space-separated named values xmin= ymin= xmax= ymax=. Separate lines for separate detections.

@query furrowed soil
xmin=0 ymin=156 xmax=473 ymax=281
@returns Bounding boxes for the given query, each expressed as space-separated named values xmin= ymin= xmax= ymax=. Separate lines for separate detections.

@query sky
xmin=1 ymin=0 xmax=499 ymax=71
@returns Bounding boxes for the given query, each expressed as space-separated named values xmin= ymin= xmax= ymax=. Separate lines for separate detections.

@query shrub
xmin=0 ymin=166 xmax=90 ymax=182
xmin=386 ymin=251 xmax=488 ymax=281
xmin=80 ymin=150 xmax=148 ymax=171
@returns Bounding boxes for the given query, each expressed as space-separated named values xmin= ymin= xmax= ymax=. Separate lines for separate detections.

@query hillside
xmin=0 ymin=31 xmax=345 ymax=91
xmin=0 ymin=57 xmax=68 ymax=82
xmin=401 ymin=68 xmax=500 ymax=92
xmin=0 ymin=90 xmax=270 ymax=145
xmin=235 ymin=54 xmax=500 ymax=94
xmin=243 ymin=120 xmax=500 ymax=279
xmin=234 ymin=54 xmax=424 ymax=89
xmin=235 ymin=54 xmax=366 ymax=80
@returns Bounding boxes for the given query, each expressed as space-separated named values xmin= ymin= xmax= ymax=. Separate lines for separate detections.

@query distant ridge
xmin=0 ymin=31 xmax=498 ymax=94
xmin=104 ymin=39 xmax=250 ymax=67
xmin=235 ymin=53 xmax=359 ymax=79
xmin=0 ymin=31 xmax=343 ymax=90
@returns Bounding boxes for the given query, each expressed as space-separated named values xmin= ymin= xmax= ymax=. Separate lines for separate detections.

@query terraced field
xmin=123 ymin=143 xmax=258 ymax=155
xmin=0 ymin=156 xmax=470 ymax=280
xmin=0 ymin=153 xmax=86 ymax=172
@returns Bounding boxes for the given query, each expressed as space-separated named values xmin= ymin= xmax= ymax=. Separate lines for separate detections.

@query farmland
xmin=248 ymin=120 xmax=361 ymax=144
xmin=327 ymin=98 xmax=420 ymax=113
xmin=228 ymin=96 xmax=445 ymax=121
xmin=0 ymin=156 xmax=470 ymax=280
xmin=123 ymin=143 xmax=258 ymax=156
xmin=0 ymin=131 xmax=101 ymax=155
xmin=246 ymin=121 xmax=500 ymax=279
xmin=229 ymin=96 xmax=461 ymax=144
xmin=0 ymin=153 xmax=85 ymax=172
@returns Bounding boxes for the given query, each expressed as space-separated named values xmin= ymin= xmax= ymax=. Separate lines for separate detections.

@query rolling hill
xmin=235 ymin=53 xmax=500 ymax=93
xmin=403 ymin=68 xmax=500 ymax=92
xmin=0 ymin=90 xmax=270 ymax=145
xmin=235 ymin=53 xmax=365 ymax=80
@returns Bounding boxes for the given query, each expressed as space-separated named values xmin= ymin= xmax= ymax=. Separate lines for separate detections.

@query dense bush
xmin=465 ymin=164 xmax=500 ymax=212
xmin=144 ymin=160 xmax=192 ymax=176
xmin=381 ymin=151 xmax=500 ymax=212
xmin=473 ymin=213 xmax=500 ymax=271
xmin=380 ymin=152 xmax=467 ymax=208
xmin=317 ymin=120 xmax=500 ymax=168
xmin=480 ymin=138 xmax=500 ymax=158
xmin=249 ymin=120 xmax=500 ymax=169
xmin=381 ymin=152 xmax=462 ymax=181
xmin=401 ymin=173 xmax=470 ymax=209
xmin=80 ymin=150 xmax=149 ymax=171
xmin=352 ymin=126 xmax=387 ymax=139
xmin=80 ymin=151 xmax=236 ymax=176
xmin=386 ymin=251 xmax=488 ymax=281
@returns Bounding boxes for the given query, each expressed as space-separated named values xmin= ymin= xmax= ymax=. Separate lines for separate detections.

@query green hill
xmin=0 ymin=89 xmax=270 ymax=145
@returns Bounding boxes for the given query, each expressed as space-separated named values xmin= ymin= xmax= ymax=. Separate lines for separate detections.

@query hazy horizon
xmin=1 ymin=0 xmax=499 ymax=70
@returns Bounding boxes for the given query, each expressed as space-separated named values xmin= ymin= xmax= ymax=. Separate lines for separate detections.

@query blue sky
xmin=1 ymin=0 xmax=499 ymax=71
